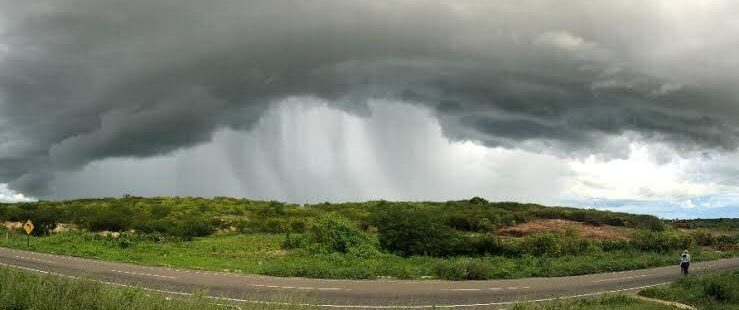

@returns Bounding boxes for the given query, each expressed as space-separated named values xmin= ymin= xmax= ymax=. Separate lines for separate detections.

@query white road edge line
xmin=0 ymin=260 xmax=674 ymax=309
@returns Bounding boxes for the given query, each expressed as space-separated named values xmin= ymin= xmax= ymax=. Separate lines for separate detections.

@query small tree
xmin=306 ymin=215 xmax=372 ymax=253
xmin=374 ymin=206 xmax=462 ymax=257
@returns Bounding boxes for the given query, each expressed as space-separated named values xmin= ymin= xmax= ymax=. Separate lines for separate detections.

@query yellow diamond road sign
xmin=23 ymin=220 xmax=34 ymax=235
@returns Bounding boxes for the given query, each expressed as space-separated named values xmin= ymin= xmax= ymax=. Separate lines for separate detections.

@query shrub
xmin=117 ymin=233 xmax=133 ymax=249
xmin=469 ymin=197 xmax=489 ymax=205
xmin=475 ymin=217 xmax=495 ymax=232
xmin=631 ymin=230 xmax=693 ymax=252
xmin=288 ymin=220 xmax=306 ymax=233
xmin=347 ymin=243 xmax=383 ymax=259
xmin=469 ymin=234 xmax=503 ymax=256
xmin=691 ymin=230 xmax=717 ymax=246
xmin=433 ymin=259 xmax=492 ymax=280
xmin=520 ymin=233 xmax=561 ymax=256
xmin=629 ymin=215 xmax=667 ymax=231
xmin=374 ymin=207 xmax=463 ymax=257
xmin=282 ymin=233 xmax=307 ymax=249
xmin=703 ymin=275 xmax=737 ymax=302
xmin=169 ymin=213 xmax=216 ymax=240
xmin=305 ymin=215 xmax=373 ymax=253
xmin=261 ymin=219 xmax=286 ymax=233
xmin=78 ymin=207 xmax=133 ymax=232
xmin=717 ymin=233 xmax=739 ymax=245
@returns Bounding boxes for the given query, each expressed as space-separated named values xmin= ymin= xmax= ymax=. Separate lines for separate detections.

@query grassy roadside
xmin=639 ymin=270 xmax=739 ymax=310
xmin=0 ymin=230 xmax=735 ymax=280
xmin=0 ymin=266 xmax=307 ymax=310
xmin=0 ymin=265 xmax=675 ymax=310
xmin=511 ymin=295 xmax=676 ymax=310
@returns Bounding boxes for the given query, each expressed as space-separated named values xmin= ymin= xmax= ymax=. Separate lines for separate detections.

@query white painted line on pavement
xmin=112 ymin=269 xmax=176 ymax=279
xmin=593 ymin=274 xmax=647 ymax=283
xmin=15 ymin=255 xmax=55 ymax=264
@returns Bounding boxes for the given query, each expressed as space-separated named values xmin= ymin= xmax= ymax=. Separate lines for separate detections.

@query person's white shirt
xmin=681 ymin=253 xmax=691 ymax=263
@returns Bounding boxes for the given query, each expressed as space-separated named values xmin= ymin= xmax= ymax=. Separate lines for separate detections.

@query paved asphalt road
xmin=0 ymin=247 xmax=737 ymax=309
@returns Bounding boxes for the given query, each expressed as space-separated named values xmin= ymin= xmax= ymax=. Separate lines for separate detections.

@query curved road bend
xmin=0 ymin=247 xmax=737 ymax=309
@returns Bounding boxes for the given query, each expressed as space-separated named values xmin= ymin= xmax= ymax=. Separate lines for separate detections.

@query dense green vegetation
xmin=0 ymin=196 xmax=674 ymax=239
xmin=512 ymin=295 xmax=675 ymax=310
xmin=684 ymin=218 xmax=739 ymax=231
xmin=639 ymin=270 xmax=739 ymax=310
xmin=0 ymin=197 xmax=736 ymax=280
xmin=0 ymin=266 xmax=307 ymax=310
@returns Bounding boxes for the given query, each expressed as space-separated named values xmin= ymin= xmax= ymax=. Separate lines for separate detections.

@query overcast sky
xmin=1 ymin=0 xmax=737 ymax=218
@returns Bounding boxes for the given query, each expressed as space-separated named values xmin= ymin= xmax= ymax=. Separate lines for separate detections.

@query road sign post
xmin=23 ymin=220 xmax=34 ymax=247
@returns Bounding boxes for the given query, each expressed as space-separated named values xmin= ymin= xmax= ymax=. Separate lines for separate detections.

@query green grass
xmin=0 ymin=266 xmax=310 ymax=310
xmin=1 ymin=230 xmax=735 ymax=280
xmin=0 ymin=265 xmax=674 ymax=310
xmin=639 ymin=270 xmax=739 ymax=310
xmin=511 ymin=295 xmax=676 ymax=310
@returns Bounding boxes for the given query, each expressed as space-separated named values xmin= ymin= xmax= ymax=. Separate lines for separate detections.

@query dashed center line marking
xmin=112 ymin=269 xmax=176 ymax=279
xmin=593 ymin=274 xmax=647 ymax=283
xmin=249 ymin=284 xmax=344 ymax=291
xmin=15 ymin=255 xmax=55 ymax=264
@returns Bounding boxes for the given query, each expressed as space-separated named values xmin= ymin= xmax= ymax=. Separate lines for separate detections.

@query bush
xmin=433 ymin=259 xmax=492 ymax=280
xmin=168 ymin=213 xmax=216 ymax=240
xmin=469 ymin=197 xmax=489 ymax=205
xmin=470 ymin=234 xmax=504 ymax=256
xmin=117 ymin=233 xmax=133 ymax=249
xmin=691 ymin=230 xmax=717 ymax=246
xmin=520 ymin=233 xmax=562 ymax=256
xmin=703 ymin=276 xmax=736 ymax=302
xmin=374 ymin=207 xmax=464 ymax=257
xmin=304 ymin=215 xmax=373 ymax=253
xmin=288 ymin=220 xmax=306 ymax=233
xmin=347 ymin=243 xmax=383 ymax=259
xmin=282 ymin=233 xmax=308 ymax=249
xmin=717 ymin=233 xmax=739 ymax=245
xmin=629 ymin=215 xmax=667 ymax=231
xmin=631 ymin=230 xmax=693 ymax=252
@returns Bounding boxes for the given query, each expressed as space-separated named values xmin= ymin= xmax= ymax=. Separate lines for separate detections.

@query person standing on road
xmin=680 ymin=250 xmax=691 ymax=275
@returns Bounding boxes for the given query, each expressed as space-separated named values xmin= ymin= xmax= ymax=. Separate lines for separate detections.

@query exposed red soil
xmin=498 ymin=219 xmax=632 ymax=241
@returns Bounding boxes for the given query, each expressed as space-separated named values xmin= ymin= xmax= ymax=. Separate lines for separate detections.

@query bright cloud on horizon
xmin=0 ymin=184 xmax=34 ymax=203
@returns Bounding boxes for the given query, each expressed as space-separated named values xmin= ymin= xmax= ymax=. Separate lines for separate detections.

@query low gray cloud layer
xmin=1 ymin=0 xmax=738 ymax=196
xmin=50 ymin=100 xmax=571 ymax=204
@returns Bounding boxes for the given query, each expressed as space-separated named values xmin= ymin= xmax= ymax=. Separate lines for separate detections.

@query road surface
xmin=0 ymin=247 xmax=736 ymax=308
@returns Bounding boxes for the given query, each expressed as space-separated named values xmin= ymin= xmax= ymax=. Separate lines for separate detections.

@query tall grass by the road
xmin=639 ymin=270 xmax=739 ymax=310
xmin=512 ymin=295 xmax=675 ymax=310
xmin=0 ymin=266 xmax=310 ymax=310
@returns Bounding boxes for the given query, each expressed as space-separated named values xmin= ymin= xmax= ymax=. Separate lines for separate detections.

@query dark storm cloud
xmin=1 ymin=0 xmax=738 ymax=195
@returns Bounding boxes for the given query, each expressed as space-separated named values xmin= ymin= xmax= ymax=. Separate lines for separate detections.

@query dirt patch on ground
xmin=3 ymin=221 xmax=22 ymax=230
xmin=498 ymin=219 xmax=632 ymax=241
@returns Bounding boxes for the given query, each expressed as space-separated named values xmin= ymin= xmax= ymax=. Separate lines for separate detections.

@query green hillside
xmin=1 ymin=197 xmax=737 ymax=280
